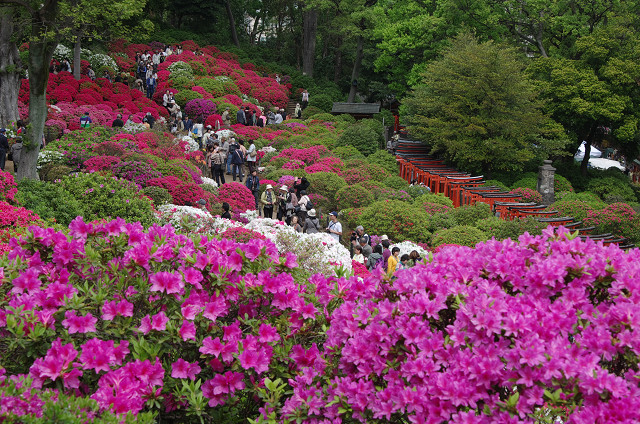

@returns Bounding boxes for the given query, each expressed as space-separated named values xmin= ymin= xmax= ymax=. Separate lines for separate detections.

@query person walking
xmin=236 ymin=107 xmax=246 ymax=125
xmin=326 ymin=212 xmax=342 ymax=243
xmin=211 ymin=142 xmax=226 ymax=186
xmin=261 ymin=184 xmax=276 ymax=219
xmin=246 ymin=139 xmax=257 ymax=174
xmin=301 ymin=89 xmax=309 ymax=109
xmin=245 ymin=170 xmax=260 ymax=212
xmin=9 ymin=137 xmax=23 ymax=174
xmin=0 ymin=128 xmax=9 ymax=171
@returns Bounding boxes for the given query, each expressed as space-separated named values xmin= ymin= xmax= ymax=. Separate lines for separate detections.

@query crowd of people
xmin=349 ymin=227 xmax=423 ymax=274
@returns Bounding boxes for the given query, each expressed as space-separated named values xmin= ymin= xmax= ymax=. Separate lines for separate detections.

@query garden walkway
xmin=395 ymin=139 xmax=633 ymax=248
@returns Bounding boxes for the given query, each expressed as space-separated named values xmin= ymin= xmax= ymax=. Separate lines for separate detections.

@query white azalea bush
xmin=37 ymin=150 xmax=65 ymax=170
xmin=157 ymin=204 xmax=214 ymax=232
xmin=215 ymin=129 xmax=235 ymax=139
xmin=176 ymin=135 xmax=199 ymax=153
xmin=200 ymin=177 xmax=218 ymax=187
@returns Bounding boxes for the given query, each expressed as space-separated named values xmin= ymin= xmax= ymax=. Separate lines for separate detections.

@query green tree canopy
xmin=404 ymin=32 xmax=568 ymax=175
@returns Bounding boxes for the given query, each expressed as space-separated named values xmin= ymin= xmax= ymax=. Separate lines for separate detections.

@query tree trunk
xmin=334 ymin=37 xmax=343 ymax=84
xmin=225 ymin=0 xmax=240 ymax=47
xmin=302 ymin=9 xmax=318 ymax=77
xmin=0 ymin=6 xmax=21 ymax=127
xmin=73 ymin=31 xmax=82 ymax=80
xmin=579 ymin=127 xmax=596 ymax=177
xmin=347 ymin=35 xmax=364 ymax=103
xmin=20 ymin=36 xmax=57 ymax=180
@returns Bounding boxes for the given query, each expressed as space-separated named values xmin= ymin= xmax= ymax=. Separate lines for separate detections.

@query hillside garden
xmin=0 ymin=38 xmax=639 ymax=423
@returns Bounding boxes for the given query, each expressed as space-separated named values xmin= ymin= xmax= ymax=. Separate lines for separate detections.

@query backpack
xmin=368 ymin=255 xmax=381 ymax=270
xmin=305 ymin=200 xmax=314 ymax=210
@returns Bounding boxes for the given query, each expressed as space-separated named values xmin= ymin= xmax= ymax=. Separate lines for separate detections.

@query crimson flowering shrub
xmin=340 ymin=166 xmax=371 ymax=185
xmin=184 ymin=99 xmax=217 ymax=121
xmin=217 ymin=182 xmax=256 ymax=213
xmin=510 ymin=187 xmax=543 ymax=204
xmin=0 ymin=170 xmax=17 ymax=202
xmin=146 ymin=176 xmax=211 ymax=207
xmin=583 ymin=202 xmax=640 ymax=242
xmin=0 ymin=201 xmax=42 ymax=254
xmin=220 ymin=227 xmax=267 ymax=243
xmin=84 ymin=155 xmax=122 ymax=172
xmin=280 ymin=228 xmax=640 ymax=423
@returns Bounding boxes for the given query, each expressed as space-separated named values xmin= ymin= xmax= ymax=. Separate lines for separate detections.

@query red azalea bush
xmin=84 ymin=156 xmax=122 ymax=173
xmin=219 ymin=227 xmax=267 ymax=243
xmin=216 ymin=182 xmax=256 ymax=213
xmin=146 ymin=176 xmax=211 ymax=206
xmin=0 ymin=170 xmax=18 ymax=202
xmin=0 ymin=201 xmax=42 ymax=254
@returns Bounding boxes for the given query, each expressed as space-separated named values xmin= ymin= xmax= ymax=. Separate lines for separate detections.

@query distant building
xmin=331 ymin=102 xmax=380 ymax=120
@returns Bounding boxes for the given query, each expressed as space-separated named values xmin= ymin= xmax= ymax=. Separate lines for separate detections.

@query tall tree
xmin=0 ymin=6 xmax=23 ymax=127
xmin=404 ymin=32 xmax=567 ymax=175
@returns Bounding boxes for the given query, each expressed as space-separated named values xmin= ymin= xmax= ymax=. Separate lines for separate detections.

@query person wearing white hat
xmin=261 ymin=184 xmax=276 ymax=219
xmin=303 ymin=209 xmax=320 ymax=234
xmin=276 ymin=185 xmax=289 ymax=221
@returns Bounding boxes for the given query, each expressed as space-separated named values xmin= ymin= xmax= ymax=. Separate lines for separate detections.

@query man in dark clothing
xmin=236 ymin=108 xmax=246 ymax=125
xmin=0 ymin=128 xmax=8 ymax=171
xmin=293 ymin=177 xmax=310 ymax=197
xmin=143 ymin=112 xmax=155 ymax=129
xmin=112 ymin=114 xmax=124 ymax=128
xmin=245 ymin=170 xmax=261 ymax=212
xmin=183 ymin=115 xmax=193 ymax=133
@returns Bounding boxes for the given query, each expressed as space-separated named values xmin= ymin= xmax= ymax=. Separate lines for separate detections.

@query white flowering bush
xmin=37 ymin=150 xmax=65 ymax=170
xmin=176 ymin=135 xmax=199 ymax=153
xmin=215 ymin=129 xmax=235 ymax=139
xmin=260 ymin=146 xmax=277 ymax=154
xmin=240 ymin=209 xmax=259 ymax=222
xmin=123 ymin=122 xmax=147 ymax=133
xmin=168 ymin=61 xmax=193 ymax=79
xmin=391 ymin=240 xmax=429 ymax=259
xmin=52 ymin=44 xmax=72 ymax=61
xmin=200 ymin=177 xmax=218 ymax=187
xmin=215 ymin=75 xmax=233 ymax=83
xmin=157 ymin=204 xmax=214 ymax=232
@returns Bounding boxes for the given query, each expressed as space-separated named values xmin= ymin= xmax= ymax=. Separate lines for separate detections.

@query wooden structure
xmin=331 ymin=103 xmax=380 ymax=120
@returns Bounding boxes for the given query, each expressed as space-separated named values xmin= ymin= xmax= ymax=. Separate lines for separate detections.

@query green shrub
xmin=157 ymin=162 xmax=192 ymax=182
xmin=548 ymin=199 xmax=604 ymax=221
xmin=306 ymin=172 xmax=347 ymax=209
xmin=332 ymin=145 xmax=365 ymax=161
xmin=174 ymin=90 xmax=203 ymax=108
xmin=338 ymin=123 xmax=379 ymax=157
xmin=431 ymin=225 xmax=488 ymax=247
xmin=358 ymin=200 xmax=431 ymax=243
xmin=556 ymin=191 xmax=606 ymax=206
xmin=59 ymin=173 xmax=156 ymax=226
xmin=41 ymin=164 xmax=73 ymax=182
xmin=383 ymin=176 xmax=410 ymax=190
xmin=451 ymin=203 xmax=493 ymax=226
xmin=310 ymin=94 xmax=334 ymax=112
xmin=301 ymin=106 xmax=323 ymax=120
xmin=415 ymin=193 xmax=454 ymax=208
xmin=586 ymin=177 xmax=636 ymax=203
xmin=201 ymin=184 xmax=219 ymax=196
xmin=358 ymin=118 xmax=383 ymax=143
xmin=406 ymin=185 xmax=432 ymax=198
xmin=167 ymin=75 xmax=194 ymax=90
xmin=364 ymin=163 xmax=391 ymax=182
xmin=426 ymin=212 xmax=458 ymax=234
xmin=474 ymin=216 xmax=546 ymax=241
xmin=309 ymin=112 xmax=335 ymax=122
xmin=367 ymin=149 xmax=399 ymax=175
xmin=511 ymin=176 xmax=537 ymax=190
xmin=264 ymin=168 xmax=308 ymax=183
xmin=376 ymin=187 xmax=413 ymax=202
xmin=142 ymin=186 xmax=173 ymax=206
xmin=16 ymin=180 xmax=83 ymax=226
xmin=335 ymin=114 xmax=356 ymax=124
xmin=335 ymin=184 xmax=375 ymax=210
xmin=343 ymin=158 xmax=368 ymax=169
xmin=554 ymin=174 xmax=574 ymax=193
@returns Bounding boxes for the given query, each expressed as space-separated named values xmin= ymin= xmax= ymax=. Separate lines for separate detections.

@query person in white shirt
xmin=326 ymin=212 xmax=342 ymax=243
xmin=274 ymin=111 xmax=283 ymax=124
xmin=246 ymin=139 xmax=257 ymax=174
xmin=301 ymin=89 xmax=309 ymax=109
xmin=163 ymin=90 xmax=171 ymax=108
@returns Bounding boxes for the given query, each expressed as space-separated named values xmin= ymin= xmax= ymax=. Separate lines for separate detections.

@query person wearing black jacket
xmin=221 ymin=202 xmax=231 ymax=219
xmin=293 ymin=177 xmax=310 ymax=197
xmin=245 ymin=170 xmax=260 ymax=212
xmin=0 ymin=128 xmax=8 ymax=171
xmin=112 ymin=114 xmax=124 ymax=128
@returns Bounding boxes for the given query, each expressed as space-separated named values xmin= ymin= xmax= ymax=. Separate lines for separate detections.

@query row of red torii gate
xmin=394 ymin=139 xmax=632 ymax=248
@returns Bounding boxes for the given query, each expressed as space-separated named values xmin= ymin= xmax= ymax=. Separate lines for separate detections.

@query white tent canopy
xmin=574 ymin=141 xmax=602 ymax=160
xmin=586 ymin=158 xmax=625 ymax=171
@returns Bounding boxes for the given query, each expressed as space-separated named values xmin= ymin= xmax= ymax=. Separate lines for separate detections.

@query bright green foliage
xmin=174 ymin=90 xmax=203 ymax=108
xmin=548 ymin=200 xmax=603 ymax=221
xmin=335 ymin=114 xmax=356 ymax=124
xmin=310 ymin=94 xmax=334 ymax=112
xmin=474 ymin=217 xmax=546 ymax=241
xmin=414 ymin=193 xmax=454 ymax=208
xmin=358 ymin=200 xmax=431 ymax=243
xmin=406 ymin=185 xmax=432 ymax=199
xmin=332 ymin=145 xmax=365 ymax=161
xmin=306 ymin=172 xmax=347 ymax=209
xmin=483 ymin=179 xmax=510 ymax=192
xmin=451 ymin=203 xmax=493 ymax=226
xmin=335 ymin=184 xmax=375 ymax=210
xmin=16 ymin=180 xmax=83 ymax=226
xmin=383 ymin=176 xmax=410 ymax=190
xmin=142 ymin=186 xmax=173 ymax=206
xmin=302 ymin=106 xmax=324 ymax=120
xmin=554 ymin=175 xmax=574 ymax=193
xmin=59 ymin=173 xmax=156 ymax=226
xmin=337 ymin=123 xmax=380 ymax=157
xmin=432 ymin=225 xmax=488 ymax=247
xmin=367 ymin=149 xmax=398 ymax=175
xmin=586 ymin=177 xmax=637 ymax=203
xmin=426 ymin=212 xmax=458 ymax=234
xmin=40 ymin=164 xmax=72 ymax=182
xmin=404 ymin=32 xmax=568 ymax=174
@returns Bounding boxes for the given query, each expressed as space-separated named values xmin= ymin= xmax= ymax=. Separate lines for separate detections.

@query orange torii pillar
xmin=448 ymin=177 xmax=485 ymax=207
